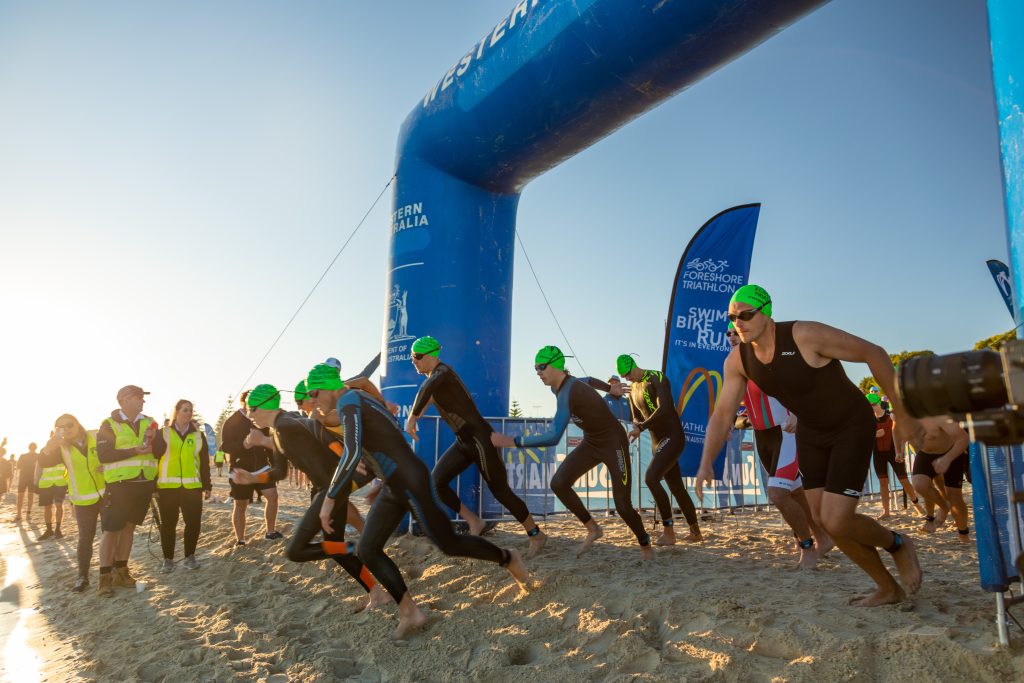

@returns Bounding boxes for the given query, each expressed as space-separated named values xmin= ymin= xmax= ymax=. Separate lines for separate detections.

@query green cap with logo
xmin=729 ymin=284 xmax=772 ymax=317
xmin=412 ymin=336 xmax=441 ymax=357
xmin=247 ymin=384 xmax=281 ymax=411
xmin=616 ymin=354 xmax=638 ymax=376
xmin=535 ymin=345 xmax=566 ymax=371
xmin=306 ymin=363 xmax=345 ymax=392
xmin=294 ymin=380 xmax=309 ymax=403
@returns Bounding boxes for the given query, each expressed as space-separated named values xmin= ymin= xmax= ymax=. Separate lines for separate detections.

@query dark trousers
xmin=74 ymin=503 xmax=102 ymax=577
xmin=156 ymin=488 xmax=204 ymax=559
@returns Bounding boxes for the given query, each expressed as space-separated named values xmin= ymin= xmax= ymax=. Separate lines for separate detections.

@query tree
xmin=974 ymin=329 xmax=1016 ymax=351
xmin=858 ymin=349 xmax=935 ymax=394
xmin=214 ymin=395 xmax=235 ymax=442
xmin=509 ymin=400 xmax=523 ymax=418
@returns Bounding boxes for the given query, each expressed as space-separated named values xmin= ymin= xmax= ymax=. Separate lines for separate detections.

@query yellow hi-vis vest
xmin=102 ymin=416 xmax=157 ymax=483
xmin=214 ymin=450 xmax=225 ymax=464
xmin=61 ymin=434 xmax=106 ymax=505
xmin=158 ymin=427 xmax=203 ymax=489
xmin=38 ymin=462 xmax=68 ymax=489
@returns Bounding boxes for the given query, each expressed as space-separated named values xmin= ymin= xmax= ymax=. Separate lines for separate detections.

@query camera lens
xmin=898 ymin=350 xmax=1007 ymax=418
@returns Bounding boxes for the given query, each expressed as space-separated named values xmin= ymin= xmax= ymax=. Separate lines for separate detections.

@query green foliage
xmin=509 ymin=400 xmax=523 ymax=418
xmin=214 ymin=395 xmax=235 ymax=442
xmin=858 ymin=349 xmax=934 ymax=394
xmin=973 ymin=329 xmax=1016 ymax=351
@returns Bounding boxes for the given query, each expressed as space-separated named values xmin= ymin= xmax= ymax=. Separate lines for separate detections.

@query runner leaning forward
xmin=696 ymin=285 xmax=924 ymax=606
xmin=491 ymin=346 xmax=653 ymax=560
xmin=307 ymin=364 xmax=530 ymax=640
xmin=615 ymin=354 xmax=702 ymax=545
xmin=404 ymin=336 xmax=547 ymax=557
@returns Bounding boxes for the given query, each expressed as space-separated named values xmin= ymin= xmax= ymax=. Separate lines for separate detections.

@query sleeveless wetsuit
xmin=627 ymin=370 xmax=697 ymax=527
xmin=327 ymin=390 xmax=512 ymax=604
xmin=739 ymin=321 xmax=875 ymax=498
xmin=744 ymin=381 xmax=802 ymax=491
xmin=410 ymin=362 xmax=530 ymax=524
xmin=516 ymin=376 xmax=649 ymax=546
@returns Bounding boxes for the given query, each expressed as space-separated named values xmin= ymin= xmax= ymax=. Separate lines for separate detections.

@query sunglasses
xmin=412 ymin=353 xmax=425 ymax=360
xmin=307 ymin=389 xmax=321 ymax=399
xmin=535 ymin=363 xmax=552 ymax=371
xmin=727 ymin=301 xmax=769 ymax=323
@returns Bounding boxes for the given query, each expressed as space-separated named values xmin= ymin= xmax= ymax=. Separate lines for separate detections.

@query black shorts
xmin=753 ymin=426 xmax=783 ymax=476
xmin=796 ymin=417 xmax=874 ymax=498
xmin=912 ymin=450 xmax=967 ymax=489
xmin=18 ymin=479 xmax=37 ymax=494
xmin=229 ymin=480 xmax=277 ymax=501
xmin=872 ymin=448 xmax=907 ymax=479
xmin=38 ymin=486 xmax=67 ymax=506
xmin=100 ymin=482 xmax=154 ymax=532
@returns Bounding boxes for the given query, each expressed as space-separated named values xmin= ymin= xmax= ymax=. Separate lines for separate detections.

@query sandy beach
xmin=2 ymin=479 xmax=1022 ymax=682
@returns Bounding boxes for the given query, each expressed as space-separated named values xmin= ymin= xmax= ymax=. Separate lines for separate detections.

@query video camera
xmin=898 ymin=339 xmax=1024 ymax=446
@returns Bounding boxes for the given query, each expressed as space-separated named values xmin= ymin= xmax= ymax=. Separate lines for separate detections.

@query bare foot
xmin=577 ymin=525 xmax=603 ymax=557
xmin=934 ymin=505 xmax=949 ymax=528
xmin=354 ymin=584 xmax=392 ymax=613
xmin=890 ymin=534 xmax=923 ymax=594
xmin=796 ymin=549 xmax=818 ymax=570
xmin=879 ymin=510 xmax=891 ymax=520
xmin=956 ymin=532 xmax=971 ymax=545
xmin=684 ymin=525 xmax=703 ymax=543
xmin=640 ymin=545 xmax=654 ymax=561
xmin=526 ymin=530 xmax=547 ymax=558
xmin=505 ymin=549 xmax=531 ymax=590
xmin=816 ymin=535 xmax=835 ymax=557
xmin=920 ymin=518 xmax=936 ymax=534
xmin=654 ymin=527 xmax=677 ymax=546
xmin=911 ymin=499 xmax=926 ymax=516
xmin=391 ymin=607 xmax=428 ymax=640
xmin=851 ymin=584 xmax=905 ymax=607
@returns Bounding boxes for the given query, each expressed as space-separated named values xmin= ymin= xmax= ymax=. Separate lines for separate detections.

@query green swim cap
xmin=535 ymin=346 xmax=566 ymax=370
xmin=730 ymin=284 xmax=772 ymax=317
xmin=412 ymin=336 xmax=441 ymax=357
xmin=866 ymin=393 xmax=881 ymax=405
xmin=616 ymin=354 xmax=638 ymax=376
xmin=294 ymin=379 xmax=309 ymax=402
xmin=307 ymin=363 xmax=345 ymax=392
xmin=247 ymin=384 xmax=281 ymax=411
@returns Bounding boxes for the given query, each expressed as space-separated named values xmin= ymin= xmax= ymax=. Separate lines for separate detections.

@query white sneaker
xmin=183 ymin=556 xmax=200 ymax=570
xmin=161 ymin=559 xmax=174 ymax=573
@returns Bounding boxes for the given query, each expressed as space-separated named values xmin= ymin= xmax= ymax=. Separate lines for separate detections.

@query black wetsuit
xmin=263 ymin=411 xmax=376 ymax=592
xmin=626 ymin=370 xmax=697 ymax=527
xmin=411 ymin=362 xmax=531 ymax=524
xmin=327 ymin=390 xmax=513 ymax=604
xmin=739 ymin=321 xmax=875 ymax=498
xmin=516 ymin=375 xmax=649 ymax=546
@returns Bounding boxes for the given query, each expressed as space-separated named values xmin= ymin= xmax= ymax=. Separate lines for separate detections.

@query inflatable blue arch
xmin=378 ymin=0 xmax=1023 ymax=526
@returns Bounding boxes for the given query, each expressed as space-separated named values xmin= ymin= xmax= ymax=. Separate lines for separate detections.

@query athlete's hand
xmin=320 ymin=496 xmax=336 ymax=534
xmin=934 ymin=456 xmax=951 ymax=475
xmin=627 ymin=427 xmax=641 ymax=442
xmin=694 ymin=464 xmax=714 ymax=500
xmin=232 ymin=469 xmax=255 ymax=484
xmin=491 ymin=432 xmax=515 ymax=449
xmin=609 ymin=383 xmax=625 ymax=398
xmin=387 ymin=401 xmax=400 ymax=416
xmin=404 ymin=415 xmax=418 ymax=442
xmin=875 ymin=428 xmax=884 ymax=438
xmin=894 ymin=415 xmax=925 ymax=451
xmin=782 ymin=414 xmax=797 ymax=434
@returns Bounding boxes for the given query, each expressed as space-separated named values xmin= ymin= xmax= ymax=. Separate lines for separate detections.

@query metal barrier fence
xmin=410 ymin=416 xmax=903 ymax=523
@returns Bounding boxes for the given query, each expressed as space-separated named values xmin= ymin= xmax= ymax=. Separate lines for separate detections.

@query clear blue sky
xmin=0 ymin=0 xmax=1009 ymax=450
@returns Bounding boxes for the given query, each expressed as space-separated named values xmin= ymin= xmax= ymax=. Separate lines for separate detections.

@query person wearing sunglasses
xmin=695 ymin=284 xmax=925 ymax=607
xmin=404 ymin=336 xmax=547 ymax=557
xmin=491 ymin=346 xmax=653 ymax=560
xmin=615 ymin=353 xmax=701 ymax=546
xmin=39 ymin=415 xmax=106 ymax=592
xmin=308 ymin=363 xmax=530 ymax=640
xmin=725 ymin=323 xmax=832 ymax=570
